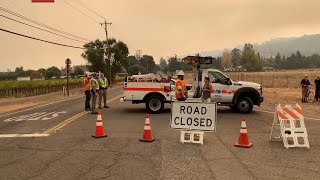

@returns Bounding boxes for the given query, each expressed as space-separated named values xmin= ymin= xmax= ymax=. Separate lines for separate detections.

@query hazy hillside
xmin=198 ymin=34 xmax=320 ymax=57
xmin=254 ymin=34 xmax=320 ymax=57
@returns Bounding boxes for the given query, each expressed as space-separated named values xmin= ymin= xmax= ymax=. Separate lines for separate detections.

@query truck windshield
xmin=208 ymin=71 xmax=228 ymax=83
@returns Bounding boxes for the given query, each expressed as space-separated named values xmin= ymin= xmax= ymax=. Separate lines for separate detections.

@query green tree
xmin=274 ymin=52 xmax=282 ymax=69
xmin=128 ymin=64 xmax=146 ymax=75
xmin=82 ymin=39 xmax=129 ymax=82
xmin=159 ymin=57 xmax=168 ymax=72
xmin=231 ymin=48 xmax=241 ymax=68
xmin=241 ymin=43 xmax=262 ymax=71
xmin=37 ymin=68 xmax=46 ymax=77
xmin=74 ymin=67 xmax=85 ymax=76
xmin=15 ymin=66 xmax=24 ymax=76
xmin=30 ymin=71 xmax=43 ymax=79
xmin=167 ymin=56 xmax=191 ymax=73
xmin=140 ymin=55 xmax=157 ymax=73
xmin=45 ymin=66 xmax=61 ymax=79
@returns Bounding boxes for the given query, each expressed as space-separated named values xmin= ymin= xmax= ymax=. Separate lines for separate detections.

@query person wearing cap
xmin=175 ymin=71 xmax=188 ymax=101
xmin=83 ymin=72 xmax=91 ymax=111
xmin=90 ymin=73 xmax=99 ymax=114
xmin=314 ymin=75 xmax=320 ymax=102
xmin=98 ymin=73 xmax=110 ymax=108
xmin=301 ymin=75 xmax=311 ymax=103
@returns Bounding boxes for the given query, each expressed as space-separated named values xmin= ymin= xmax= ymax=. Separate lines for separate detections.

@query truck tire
xmin=146 ymin=95 xmax=164 ymax=114
xmin=236 ymin=97 xmax=253 ymax=114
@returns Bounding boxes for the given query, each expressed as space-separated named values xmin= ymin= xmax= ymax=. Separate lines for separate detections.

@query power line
xmin=72 ymin=0 xmax=105 ymax=20
xmin=63 ymin=0 xmax=100 ymax=23
xmin=0 ymin=14 xmax=87 ymax=43
xmin=0 ymin=28 xmax=85 ymax=49
xmin=0 ymin=6 xmax=90 ymax=41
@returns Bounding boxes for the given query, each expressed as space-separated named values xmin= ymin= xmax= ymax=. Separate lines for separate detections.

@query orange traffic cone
xmin=92 ymin=111 xmax=108 ymax=138
xmin=139 ymin=114 xmax=155 ymax=142
xmin=235 ymin=117 xmax=252 ymax=148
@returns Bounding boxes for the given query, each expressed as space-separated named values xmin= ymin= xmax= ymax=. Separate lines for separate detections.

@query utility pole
xmin=135 ymin=50 xmax=142 ymax=74
xmin=65 ymin=58 xmax=71 ymax=97
xmin=100 ymin=20 xmax=112 ymax=84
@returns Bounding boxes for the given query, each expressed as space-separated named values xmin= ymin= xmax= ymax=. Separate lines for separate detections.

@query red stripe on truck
xmin=124 ymin=87 xmax=164 ymax=91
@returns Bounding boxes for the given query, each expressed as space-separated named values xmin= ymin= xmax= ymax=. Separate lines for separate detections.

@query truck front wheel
xmin=146 ymin=95 xmax=164 ymax=114
xmin=236 ymin=97 xmax=253 ymax=114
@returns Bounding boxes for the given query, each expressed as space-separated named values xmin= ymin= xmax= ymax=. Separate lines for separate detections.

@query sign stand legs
xmin=180 ymin=130 xmax=204 ymax=145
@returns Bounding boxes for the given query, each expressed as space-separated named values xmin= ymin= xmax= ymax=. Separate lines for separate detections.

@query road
xmin=0 ymin=87 xmax=319 ymax=179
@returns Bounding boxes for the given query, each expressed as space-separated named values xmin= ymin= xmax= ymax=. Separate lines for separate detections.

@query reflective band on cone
xmin=92 ymin=111 xmax=107 ymax=138
xmin=235 ymin=117 xmax=252 ymax=148
xmin=139 ymin=114 xmax=155 ymax=142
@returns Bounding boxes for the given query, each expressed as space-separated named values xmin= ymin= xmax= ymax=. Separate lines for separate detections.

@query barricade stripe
xmin=294 ymin=107 xmax=303 ymax=115
xmin=282 ymin=107 xmax=300 ymax=119
xmin=277 ymin=111 xmax=288 ymax=120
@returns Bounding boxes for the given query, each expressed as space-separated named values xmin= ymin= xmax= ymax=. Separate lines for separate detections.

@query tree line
xmin=0 ymin=66 xmax=85 ymax=81
xmin=262 ymin=51 xmax=320 ymax=70
xmin=215 ymin=43 xmax=320 ymax=71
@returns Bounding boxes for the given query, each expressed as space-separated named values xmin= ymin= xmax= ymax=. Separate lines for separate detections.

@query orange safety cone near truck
xmin=139 ymin=114 xmax=155 ymax=142
xmin=92 ymin=111 xmax=108 ymax=138
xmin=235 ymin=117 xmax=253 ymax=148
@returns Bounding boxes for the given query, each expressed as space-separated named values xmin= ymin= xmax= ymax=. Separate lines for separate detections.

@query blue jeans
xmin=85 ymin=90 xmax=91 ymax=109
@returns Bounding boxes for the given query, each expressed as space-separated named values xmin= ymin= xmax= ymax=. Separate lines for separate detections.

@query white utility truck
xmin=120 ymin=73 xmax=172 ymax=113
xmin=120 ymin=56 xmax=263 ymax=114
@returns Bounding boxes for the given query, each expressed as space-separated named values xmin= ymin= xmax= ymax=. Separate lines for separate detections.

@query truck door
xmin=207 ymin=71 xmax=234 ymax=102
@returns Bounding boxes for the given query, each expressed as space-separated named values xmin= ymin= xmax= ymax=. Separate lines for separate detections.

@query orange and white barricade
xmin=270 ymin=104 xmax=309 ymax=149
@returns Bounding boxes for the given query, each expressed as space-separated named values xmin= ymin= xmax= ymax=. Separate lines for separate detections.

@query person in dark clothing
xmin=301 ymin=75 xmax=311 ymax=103
xmin=202 ymin=77 xmax=213 ymax=102
xmin=314 ymin=75 xmax=320 ymax=102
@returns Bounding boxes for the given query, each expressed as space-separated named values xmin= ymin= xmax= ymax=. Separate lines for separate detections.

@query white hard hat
xmin=84 ymin=71 xmax=91 ymax=76
xmin=177 ymin=70 xmax=185 ymax=76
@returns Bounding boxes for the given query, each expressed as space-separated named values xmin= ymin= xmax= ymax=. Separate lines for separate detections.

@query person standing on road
xmin=90 ymin=73 xmax=99 ymax=114
xmin=175 ymin=71 xmax=188 ymax=101
xmin=301 ymin=75 xmax=311 ymax=103
xmin=202 ymin=77 xmax=213 ymax=103
xmin=98 ymin=73 xmax=110 ymax=109
xmin=314 ymin=75 xmax=320 ymax=102
xmin=83 ymin=72 xmax=91 ymax=111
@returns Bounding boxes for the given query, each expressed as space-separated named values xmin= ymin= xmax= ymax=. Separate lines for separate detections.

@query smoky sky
xmin=1 ymin=0 xmax=320 ymax=70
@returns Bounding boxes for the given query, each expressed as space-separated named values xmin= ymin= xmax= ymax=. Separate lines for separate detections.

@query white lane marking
xmin=254 ymin=109 xmax=320 ymax=121
xmin=4 ymin=111 xmax=66 ymax=122
xmin=0 ymin=134 xmax=50 ymax=138
xmin=0 ymin=86 xmax=122 ymax=118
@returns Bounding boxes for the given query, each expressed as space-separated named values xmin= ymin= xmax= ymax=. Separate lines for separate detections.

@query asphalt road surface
xmin=0 ymin=87 xmax=319 ymax=180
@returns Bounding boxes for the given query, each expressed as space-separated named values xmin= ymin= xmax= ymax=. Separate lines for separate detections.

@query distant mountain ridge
xmin=197 ymin=34 xmax=320 ymax=57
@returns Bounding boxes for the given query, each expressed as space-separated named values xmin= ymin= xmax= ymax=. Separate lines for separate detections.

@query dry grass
xmin=225 ymin=70 xmax=320 ymax=88
xmin=260 ymin=88 xmax=320 ymax=119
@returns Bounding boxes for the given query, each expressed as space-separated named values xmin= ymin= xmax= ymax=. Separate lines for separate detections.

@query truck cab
xmin=189 ymin=68 xmax=263 ymax=113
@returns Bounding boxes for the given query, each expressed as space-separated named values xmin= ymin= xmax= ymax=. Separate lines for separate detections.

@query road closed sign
xmin=170 ymin=102 xmax=217 ymax=131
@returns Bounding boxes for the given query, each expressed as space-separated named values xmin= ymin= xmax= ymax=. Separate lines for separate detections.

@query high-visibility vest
xmin=83 ymin=78 xmax=90 ymax=91
xmin=175 ymin=79 xmax=187 ymax=98
xmin=90 ymin=78 xmax=99 ymax=90
xmin=99 ymin=77 xmax=108 ymax=88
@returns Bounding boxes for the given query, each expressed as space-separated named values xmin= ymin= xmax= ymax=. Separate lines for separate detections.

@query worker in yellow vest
xmin=83 ymin=72 xmax=91 ymax=111
xmin=175 ymin=70 xmax=188 ymax=101
xmin=98 ymin=73 xmax=110 ymax=108
xmin=90 ymin=73 xmax=99 ymax=114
